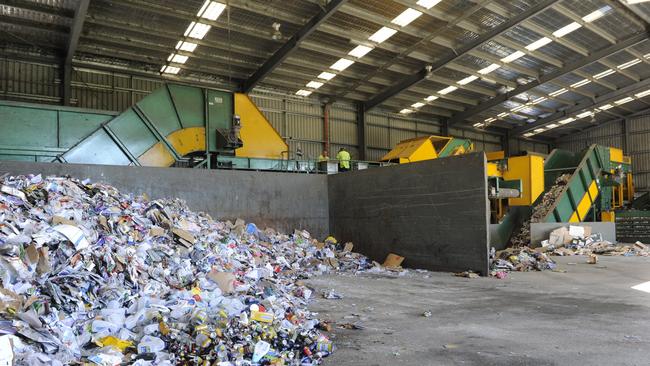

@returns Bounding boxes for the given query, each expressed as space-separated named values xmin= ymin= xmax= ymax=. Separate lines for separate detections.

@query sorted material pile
xmin=510 ymin=174 xmax=571 ymax=247
xmin=543 ymin=225 xmax=650 ymax=257
xmin=0 ymin=174 xmax=372 ymax=365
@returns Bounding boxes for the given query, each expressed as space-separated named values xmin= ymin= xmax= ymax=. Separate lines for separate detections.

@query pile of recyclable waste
xmin=0 ymin=174 xmax=372 ymax=365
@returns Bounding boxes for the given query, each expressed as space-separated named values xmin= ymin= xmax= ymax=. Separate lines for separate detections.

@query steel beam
xmin=63 ymin=0 xmax=89 ymax=106
xmin=363 ymin=0 xmax=558 ymax=111
xmin=512 ymin=77 xmax=650 ymax=136
xmin=356 ymin=102 xmax=366 ymax=160
xmin=241 ymin=0 xmax=347 ymax=93
xmin=449 ymin=31 xmax=649 ymax=126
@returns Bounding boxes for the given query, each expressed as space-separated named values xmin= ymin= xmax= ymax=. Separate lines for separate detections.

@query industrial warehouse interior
xmin=1 ymin=0 xmax=650 ymax=364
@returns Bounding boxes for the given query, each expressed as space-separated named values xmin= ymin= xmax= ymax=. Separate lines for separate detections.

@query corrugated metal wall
xmin=509 ymin=138 xmax=551 ymax=155
xmin=555 ymin=121 xmax=624 ymax=152
xmin=556 ymin=116 xmax=650 ymax=191
xmin=628 ymin=115 xmax=650 ymax=191
xmin=1 ymin=57 xmax=507 ymax=161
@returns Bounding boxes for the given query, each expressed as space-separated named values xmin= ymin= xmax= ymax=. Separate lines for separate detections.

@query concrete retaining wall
xmin=0 ymin=162 xmax=329 ymax=238
xmin=328 ymin=153 xmax=490 ymax=275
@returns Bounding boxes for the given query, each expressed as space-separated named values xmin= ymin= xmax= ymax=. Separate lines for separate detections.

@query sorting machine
xmin=381 ymin=135 xmax=635 ymax=244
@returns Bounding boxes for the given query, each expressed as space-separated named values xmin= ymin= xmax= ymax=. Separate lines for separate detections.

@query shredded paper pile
xmin=0 ymin=174 xmax=371 ymax=365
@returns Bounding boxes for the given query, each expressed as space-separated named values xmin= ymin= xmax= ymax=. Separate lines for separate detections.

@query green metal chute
xmin=59 ymin=84 xmax=234 ymax=167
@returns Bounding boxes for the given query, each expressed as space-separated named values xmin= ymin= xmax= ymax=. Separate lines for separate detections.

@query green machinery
xmin=491 ymin=144 xmax=634 ymax=247
xmin=0 ymin=84 xmax=307 ymax=171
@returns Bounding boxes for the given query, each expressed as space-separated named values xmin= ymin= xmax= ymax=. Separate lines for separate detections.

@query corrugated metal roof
xmin=1 ymin=0 xmax=649 ymax=139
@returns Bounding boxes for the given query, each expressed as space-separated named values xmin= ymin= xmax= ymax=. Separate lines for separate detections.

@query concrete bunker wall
xmin=328 ymin=153 xmax=490 ymax=274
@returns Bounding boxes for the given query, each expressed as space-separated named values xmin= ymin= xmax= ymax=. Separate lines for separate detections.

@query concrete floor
xmin=306 ymin=256 xmax=650 ymax=366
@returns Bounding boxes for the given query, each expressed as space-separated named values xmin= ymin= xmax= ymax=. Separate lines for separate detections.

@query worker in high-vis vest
xmin=336 ymin=147 xmax=351 ymax=172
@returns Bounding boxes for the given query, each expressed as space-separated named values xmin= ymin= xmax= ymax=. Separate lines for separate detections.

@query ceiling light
xmin=497 ymin=112 xmax=509 ymax=118
xmin=425 ymin=95 xmax=439 ymax=102
xmin=594 ymin=69 xmax=615 ymax=79
xmin=531 ymin=97 xmax=547 ymax=104
xmin=598 ymin=104 xmax=613 ymax=111
xmin=625 ymin=0 xmax=650 ymax=4
xmin=549 ymin=88 xmax=568 ymax=97
xmin=184 ymin=22 xmax=211 ymax=40
xmin=577 ymin=111 xmax=593 ymax=119
xmin=473 ymin=123 xmax=484 ymax=128
xmin=330 ymin=58 xmax=354 ymax=71
xmin=197 ymin=1 xmax=226 ymax=21
xmin=392 ymin=8 xmax=422 ymax=27
xmin=635 ymin=89 xmax=650 ymax=98
xmin=582 ymin=6 xmax=611 ymax=23
xmin=416 ymin=0 xmax=442 ymax=9
xmin=644 ymin=53 xmax=650 ymax=59
xmin=523 ymin=132 xmax=535 ymax=137
xmin=525 ymin=37 xmax=552 ymax=51
xmin=534 ymin=128 xmax=545 ymax=133
xmin=348 ymin=45 xmax=373 ymax=58
xmin=571 ymin=79 xmax=591 ymax=88
xmin=501 ymin=51 xmax=526 ymax=63
xmin=511 ymin=105 xmax=526 ymax=112
xmin=160 ymin=66 xmax=180 ymax=75
xmin=485 ymin=117 xmax=496 ymax=123
xmin=617 ymin=59 xmax=642 ymax=69
xmin=400 ymin=109 xmax=414 ymax=114
xmin=369 ymin=27 xmax=397 ymax=44
xmin=438 ymin=86 xmax=458 ymax=95
xmin=547 ymin=123 xmax=558 ymax=128
xmin=615 ymin=97 xmax=634 ymax=105
xmin=167 ymin=54 xmax=189 ymax=64
xmin=306 ymin=81 xmax=324 ymax=89
xmin=411 ymin=102 xmax=425 ymax=108
xmin=176 ymin=41 xmax=198 ymax=52
xmin=296 ymin=90 xmax=312 ymax=97
xmin=318 ymin=72 xmax=336 ymax=81
xmin=558 ymin=117 xmax=575 ymax=124
xmin=553 ymin=22 xmax=582 ymax=38
xmin=457 ymin=75 xmax=478 ymax=85
xmin=478 ymin=63 xmax=501 ymax=74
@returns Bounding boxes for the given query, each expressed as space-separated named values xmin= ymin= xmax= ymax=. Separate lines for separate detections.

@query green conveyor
xmin=538 ymin=145 xmax=612 ymax=223
xmin=58 ymin=84 xmax=234 ymax=167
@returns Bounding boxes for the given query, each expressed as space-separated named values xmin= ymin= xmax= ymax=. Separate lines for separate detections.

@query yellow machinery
xmin=486 ymin=152 xmax=545 ymax=222
xmin=380 ymin=135 xmax=474 ymax=163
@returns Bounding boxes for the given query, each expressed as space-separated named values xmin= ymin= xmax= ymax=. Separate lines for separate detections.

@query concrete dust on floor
xmin=306 ymin=256 xmax=650 ymax=366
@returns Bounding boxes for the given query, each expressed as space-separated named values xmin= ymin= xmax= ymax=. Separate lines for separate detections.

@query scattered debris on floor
xmin=454 ymin=271 xmax=479 ymax=278
xmin=322 ymin=290 xmax=343 ymax=300
xmin=491 ymin=246 xmax=557 ymax=273
xmin=0 ymin=174 xmax=375 ymax=365
xmin=422 ymin=311 xmax=432 ymax=318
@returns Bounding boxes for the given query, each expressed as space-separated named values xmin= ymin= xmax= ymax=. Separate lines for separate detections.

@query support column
xmin=356 ymin=102 xmax=366 ymax=160
xmin=440 ymin=118 xmax=449 ymax=137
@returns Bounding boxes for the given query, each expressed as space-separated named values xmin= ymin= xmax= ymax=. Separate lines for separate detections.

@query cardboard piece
xmin=383 ymin=253 xmax=404 ymax=268
xmin=0 ymin=288 xmax=22 ymax=314
xmin=149 ymin=226 xmax=166 ymax=237
xmin=24 ymin=244 xmax=39 ymax=267
xmin=36 ymin=247 xmax=51 ymax=274
xmin=549 ymin=227 xmax=569 ymax=246
xmin=207 ymin=270 xmax=236 ymax=293
xmin=343 ymin=243 xmax=354 ymax=252
xmin=52 ymin=216 xmax=75 ymax=226
xmin=171 ymin=228 xmax=195 ymax=248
